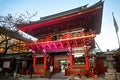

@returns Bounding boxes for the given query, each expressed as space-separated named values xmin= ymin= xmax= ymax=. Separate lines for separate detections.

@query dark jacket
xmin=29 ymin=65 xmax=34 ymax=72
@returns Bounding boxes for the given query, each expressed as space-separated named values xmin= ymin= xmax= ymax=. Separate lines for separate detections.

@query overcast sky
xmin=0 ymin=0 xmax=120 ymax=51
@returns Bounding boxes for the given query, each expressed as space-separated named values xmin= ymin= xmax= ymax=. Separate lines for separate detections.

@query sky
xmin=0 ymin=0 xmax=120 ymax=52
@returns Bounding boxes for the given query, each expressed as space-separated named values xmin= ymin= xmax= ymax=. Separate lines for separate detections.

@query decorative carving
xmin=27 ymin=34 xmax=95 ymax=52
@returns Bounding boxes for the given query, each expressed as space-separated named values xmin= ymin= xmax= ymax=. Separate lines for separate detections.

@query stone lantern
xmin=104 ymin=51 xmax=119 ymax=80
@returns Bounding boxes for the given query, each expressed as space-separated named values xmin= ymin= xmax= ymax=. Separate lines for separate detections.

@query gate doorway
xmin=48 ymin=52 xmax=70 ymax=74
xmin=58 ymin=60 xmax=69 ymax=73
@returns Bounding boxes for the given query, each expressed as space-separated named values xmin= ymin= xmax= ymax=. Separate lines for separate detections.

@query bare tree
xmin=0 ymin=12 xmax=37 ymax=56
xmin=0 ymin=11 xmax=37 ymax=27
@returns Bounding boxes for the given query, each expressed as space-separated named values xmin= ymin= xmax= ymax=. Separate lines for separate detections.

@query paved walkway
xmin=0 ymin=75 xmax=106 ymax=80
xmin=17 ymin=74 xmax=106 ymax=80
xmin=0 ymin=72 xmax=106 ymax=80
xmin=18 ymin=77 xmax=105 ymax=80
xmin=74 ymin=76 xmax=105 ymax=80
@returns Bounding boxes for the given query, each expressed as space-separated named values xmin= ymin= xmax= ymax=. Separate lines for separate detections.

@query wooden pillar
xmin=68 ymin=47 xmax=73 ymax=70
xmin=50 ymin=56 xmax=53 ymax=65
xmin=33 ymin=51 xmax=36 ymax=67
xmin=43 ymin=49 xmax=47 ymax=72
xmin=85 ymin=54 xmax=89 ymax=71
xmin=84 ymin=47 xmax=89 ymax=71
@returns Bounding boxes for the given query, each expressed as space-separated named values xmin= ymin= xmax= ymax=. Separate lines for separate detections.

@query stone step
xmin=51 ymin=72 xmax=68 ymax=79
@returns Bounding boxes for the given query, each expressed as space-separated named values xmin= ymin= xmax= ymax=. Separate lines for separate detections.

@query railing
xmin=34 ymin=66 xmax=44 ymax=74
xmin=72 ymin=65 xmax=87 ymax=76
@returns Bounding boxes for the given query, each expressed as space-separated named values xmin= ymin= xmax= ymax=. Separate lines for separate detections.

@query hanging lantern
xmin=68 ymin=47 xmax=72 ymax=53
xmin=43 ymin=49 xmax=47 ymax=55
xmin=0 ymin=48 xmax=3 ymax=53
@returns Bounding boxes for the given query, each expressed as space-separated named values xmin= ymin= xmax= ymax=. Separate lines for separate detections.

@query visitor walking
xmin=29 ymin=64 xmax=34 ymax=78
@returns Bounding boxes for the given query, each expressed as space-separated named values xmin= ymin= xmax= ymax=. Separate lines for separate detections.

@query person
xmin=17 ymin=62 xmax=22 ymax=77
xmin=29 ymin=64 xmax=34 ymax=78
xmin=22 ymin=61 xmax=27 ymax=74
xmin=50 ymin=65 xmax=53 ymax=73
xmin=0 ymin=67 xmax=2 ymax=73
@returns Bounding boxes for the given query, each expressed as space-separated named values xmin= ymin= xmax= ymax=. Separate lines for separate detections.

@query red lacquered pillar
xmin=85 ymin=54 xmax=89 ymax=71
xmin=84 ymin=46 xmax=89 ymax=71
xmin=68 ymin=47 xmax=73 ymax=71
xmin=33 ymin=51 xmax=36 ymax=67
xmin=43 ymin=49 xmax=47 ymax=72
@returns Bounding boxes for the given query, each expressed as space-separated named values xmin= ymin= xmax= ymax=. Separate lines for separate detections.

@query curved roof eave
xmin=18 ymin=0 xmax=104 ymax=35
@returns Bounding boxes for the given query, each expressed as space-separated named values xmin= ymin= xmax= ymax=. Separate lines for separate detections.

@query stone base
xmin=107 ymin=69 xmax=116 ymax=73
xmin=116 ymin=73 xmax=120 ymax=80
xmin=105 ymin=74 xmax=115 ymax=80
xmin=105 ymin=72 xmax=120 ymax=80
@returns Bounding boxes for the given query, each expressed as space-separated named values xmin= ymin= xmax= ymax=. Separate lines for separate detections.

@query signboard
xmin=3 ymin=61 xmax=10 ymax=68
